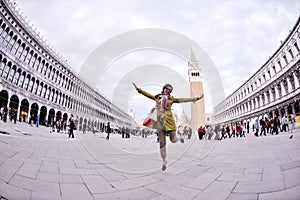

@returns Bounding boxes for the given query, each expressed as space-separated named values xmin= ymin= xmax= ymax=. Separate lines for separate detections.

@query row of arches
xmin=214 ymin=16 xmax=300 ymax=126
xmin=0 ymin=89 xmax=113 ymax=131
xmin=0 ymin=17 xmax=112 ymax=113
xmin=222 ymin=101 xmax=300 ymax=129
xmin=0 ymin=54 xmax=116 ymax=120
xmin=0 ymin=1 xmax=133 ymax=128
xmin=215 ymin=19 xmax=300 ymax=113
xmin=0 ymin=90 xmax=68 ymax=125
xmin=222 ymin=65 xmax=299 ymax=120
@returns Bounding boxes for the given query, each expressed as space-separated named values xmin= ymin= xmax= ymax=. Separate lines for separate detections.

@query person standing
xmin=3 ymin=106 xmax=8 ymax=123
xmin=69 ymin=115 xmax=75 ymax=138
xmin=220 ymin=126 xmax=226 ymax=140
xmin=288 ymin=115 xmax=295 ymax=134
xmin=82 ymin=123 xmax=86 ymax=134
xmin=259 ymin=118 xmax=266 ymax=136
xmin=36 ymin=115 xmax=40 ymax=127
xmin=132 ymin=82 xmax=204 ymax=171
xmin=121 ymin=127 xmax=125 ymax=138
xmin=254 ymin=119 xmax=259 ymax=137
xmin=106 ymin=122 xmax=111 ymax=140
xmin=0 ymin=107 xmax=3 ymax=120
xmin=246 ymin=121 xmax=250 ymax=134
xmin=198 ymin=126 xmax=205 ymax=140
xmin=272 ymin=115 xmax=280 ymax=135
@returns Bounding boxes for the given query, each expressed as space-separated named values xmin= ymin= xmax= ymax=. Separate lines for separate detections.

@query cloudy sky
xmin=14 ymin=0 xmax=300 ymax=123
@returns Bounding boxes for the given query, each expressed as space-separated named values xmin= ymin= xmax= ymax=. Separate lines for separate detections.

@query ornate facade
xmin=0 ymin=0 xmax=133 ymax=130
xmin=214 ymin=16 xmax=300 ymax=125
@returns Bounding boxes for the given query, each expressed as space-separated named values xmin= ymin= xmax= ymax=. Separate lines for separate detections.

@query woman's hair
xmin=163 ymin=84 xmax=173 ymax=92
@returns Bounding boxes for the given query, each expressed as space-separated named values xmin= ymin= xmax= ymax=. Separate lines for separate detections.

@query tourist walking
xmin=106 ymin=122 xmax=111 ymax=140
xmin=68 ymin=114 xmax=75 ymax=138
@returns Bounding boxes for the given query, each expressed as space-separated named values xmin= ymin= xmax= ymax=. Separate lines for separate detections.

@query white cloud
xmin=14 ymin=0 xmax=300 ymax=122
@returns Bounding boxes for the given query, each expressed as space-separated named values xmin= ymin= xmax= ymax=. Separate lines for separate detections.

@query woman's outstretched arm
xmin=174 ymin=94 xmax=204 ymax=103
xmin=132 ymin=82 xmax=155 ymax=100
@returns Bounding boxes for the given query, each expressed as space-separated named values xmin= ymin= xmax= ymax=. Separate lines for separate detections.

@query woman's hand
xmin=197 ymin=94 xmax=204 ymax=100
xmin=132 ymin=82 xmax=138 ymax=90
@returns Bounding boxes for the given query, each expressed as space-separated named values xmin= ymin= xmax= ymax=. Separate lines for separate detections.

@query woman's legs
xmin=158 ymin=129 xmax=167 ymax=171
xmin=158 ymin=130 xmax=184 ymax=171
xmin=158 ymin=129 xmax=167 ymax=161
xmin=169 ymin=130 xmax=184 ymax=143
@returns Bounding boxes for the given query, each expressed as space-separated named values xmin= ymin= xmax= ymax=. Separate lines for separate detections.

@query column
xmin=271 ymin=87 xmax=276 ymax=102
xmin=262 ymin=93 xmax=266 ymax=106
xmin=294 ymin=70 xmax=300 ymax=88
xmin=277 ymin=82 xmax=283 ymax=98
xmin=17 ymin=104 xmax=20 ymax=122
xmin=282 ymin=78 xmax=289 ymax=96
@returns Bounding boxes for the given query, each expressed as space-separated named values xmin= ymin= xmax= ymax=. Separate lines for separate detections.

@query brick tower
xmin=188 ymin=49 xmax=206 ymax=130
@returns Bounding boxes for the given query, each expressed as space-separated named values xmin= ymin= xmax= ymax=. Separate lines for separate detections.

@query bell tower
xmin=188 ymin=49 xmax=206 ymax=130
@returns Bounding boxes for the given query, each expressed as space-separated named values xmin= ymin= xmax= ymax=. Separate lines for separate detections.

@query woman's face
xmin=162 ymin=87 xmax=172 ymax=95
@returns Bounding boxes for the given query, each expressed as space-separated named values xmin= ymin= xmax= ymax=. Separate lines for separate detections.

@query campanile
xmin=188 ymin=50 xmax=206 ymax=130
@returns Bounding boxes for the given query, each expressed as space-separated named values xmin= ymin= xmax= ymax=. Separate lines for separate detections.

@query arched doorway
xmin=9 ymin=95 xmax=19 ymax=121
xmin=83 ymin=118 xmax=87 ymax=131
xmin=274 ymin=109 xmax=279 ymax=117
xmin=295 ymin=101 xmax=300 ymax=115
xmin=280 ymin=107 xmax=286 ymax=117
xmin=74 ymin=117 xmax=78 ymax=130
xmin=56 ymin=111 xmax=62 ymax=121
xmin=287 ymin=104 xmax=293 ymax=115
xmin=20 ymin=99 xmax=29 ymax=122
xmin=88 ymin=119 xmax=91 ymax=131
xmin=269 ymin=111 xmax=273 ymax=119
xmin=39 ymin=106 xmax=47 ymax=126
xmin=0 ymin=90 xmax=8 ymax=107
xmin=79 ymin=117 xmax=83 ymax=131
xmin=63 ymin=113 xmax=68 ymax=121
xmin=48 ymin=109 xmax=55 ymax=126
xmin=30 ymin=103 xmax=39 ymax=123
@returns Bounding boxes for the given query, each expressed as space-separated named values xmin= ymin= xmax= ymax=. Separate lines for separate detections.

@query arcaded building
xmin=0 ymin=0 xmax=133 ymax=130
xmin=214 ymin=16 xmax=300 ymax=126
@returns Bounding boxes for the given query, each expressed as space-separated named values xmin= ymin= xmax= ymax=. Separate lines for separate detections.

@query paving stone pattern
xmin=0 ymin=121 xmax=299 ymax=200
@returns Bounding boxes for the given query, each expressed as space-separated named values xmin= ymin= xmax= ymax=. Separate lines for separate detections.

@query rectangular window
xmin=18 ymin=75 xmax=24 ymax=87
xmin=283 ymin=55 xmax=288 ymax=65
xmin=34 ymin=59 xmax=40 ymax=70
xmin=20 ymin=49 xmax=28 ymax=61
xmin=41 ymin=87 xmax=46 ymax=97
xmin=23 ymin=78 xmax=29 ymax=89
xmin=25 ymin=53 xmax=32 ymax=65
xmin=277 ymin=61 xmax=281 ymax=69
xmin=8 ymin=70 xmax=15 ymax=82
xmin=28 ymin=80 xmax=33 ymax=92
xmin=0 ymin=31 xmax=7 ymax=44
xmin=45 ymin=89 xmax=50 ymax=100
xmin=37 ymin=85 xmax=42 ymax=96
xmin=32 ymin=82 xmax=38 ymax=94
xmin=11 ymin=41 xmax=19 ymax=54
xmin=42 ymin=66 xmax=47 ymax=76
xmin=0 ymin=62 xmax=4 ymax=76
xmin=13 ymin=72 xmax=20 ymax=85
xmin=294 ymin=42 xmax=300 ymax=53
xmin=29 ymin=56 xmax=36 ymax=68
xmin=289 ymin=49 xmax=294 ymax=59
xmin=7 ymin=37 xmax=14 ymax=50
xmin=46 ymin=67 xmax=51 ymax=77
xmin=3 ymin=34 xmax=11 ymax=47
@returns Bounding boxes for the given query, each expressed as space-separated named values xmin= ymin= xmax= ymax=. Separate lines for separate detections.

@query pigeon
xmin=289 ymin=135 xmax=293 ymax=139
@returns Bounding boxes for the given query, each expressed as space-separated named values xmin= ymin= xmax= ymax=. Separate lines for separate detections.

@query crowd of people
xmin=196 ymin=114 xmax=296 ymax=141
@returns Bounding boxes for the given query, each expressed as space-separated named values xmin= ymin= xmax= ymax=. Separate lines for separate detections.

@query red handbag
xmin=143 ymin=117 xmax=155 ymax=127
xmin=143 ymin=108 xmax=157 ymax=127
